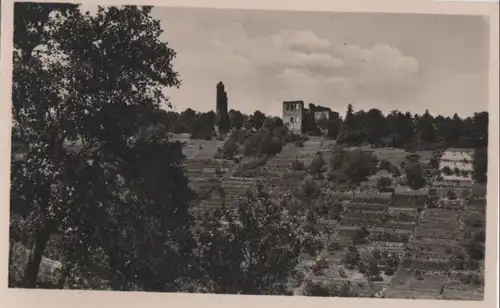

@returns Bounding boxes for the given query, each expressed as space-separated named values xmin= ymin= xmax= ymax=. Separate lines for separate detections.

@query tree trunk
xmin=21 ymin=220 xmax=56 ymax=288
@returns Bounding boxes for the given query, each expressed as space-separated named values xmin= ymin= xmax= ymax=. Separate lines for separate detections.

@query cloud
xmin=269 ymin=30 xmax=332 ymax=51
xmin=339 ymin=43 xmax=419 ymax=86
xmin=154 ymin=11 xmax=424 ymax=116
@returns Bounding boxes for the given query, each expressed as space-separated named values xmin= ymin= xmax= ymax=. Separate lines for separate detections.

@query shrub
xmin=222 ymin=139 xmax=238 ymax=159
xmin=291 ymin=160 xmax=304 ymax=171
xmin=376 ymin=177 xmax=392 ymax=191
xmin=259 ymin=136 xmax=282 ymax=156
xmin=309 ymin=154 xmax=326 ymax=175
xmin=298 ymin=178 xmax=321 ymax=200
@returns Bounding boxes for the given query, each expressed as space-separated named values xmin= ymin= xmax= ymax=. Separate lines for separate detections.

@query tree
xmin=298 ymin=178 xmax=321 ymax=201
xmin=229 ymin=109 xmax=245 ymax=130
xmin=364 ymin=108 xmax=386 ymax=144
xmin=472 ymin=112 xmax=488 ymax=147
xmin=416 ymin=109 xmax=437 ymax=144
xmin=325 ymin=118 xmax=342 ymax=139
xmin=376 ymin=177 xmax=392 ymax=191
xmin=404 ymin=159 xmax=426 ymax=190
xmin=10 ymin=4 xmax=194 ymax=289
xmin=191 ymin=111 xmax=215 ymax=140
xmin=250 ymin=111 xmax=266 ymax=130
xmin=473 ymin=147 xmax=487 ymax=184
xmin=343 ymin=150 xmax=379 ymax=185
xmin=429 ymin=153 xmax=440 ymax=170
xmin=353 ymin=227 xmax=369 ymax=244
xmin=291 ymin=160 xmax=304 ymax=171
xmin=308 ymin=153 xmax=326 ymax=176
xmin=385 ymin=111 xmax=414 ymax=147
xmin=259 ymin=135 xmax=282 ymax=157
xmin=192 ymin=188 xmax=304 ymax=294
xmin=343 ymin=246 xmax=359 ymax=267
xmin=367 ymin=257 xmax=380 ymax=277
xmin=222 ymin=139 xmax=238 ymax=159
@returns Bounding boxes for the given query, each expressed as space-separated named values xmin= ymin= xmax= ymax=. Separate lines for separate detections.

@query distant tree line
xmin=158 ymin=108 xmax=270 ymax=140
xmin=162 ymin=103 xmax=488 ymax=156
xmin=337 ymin=104 xmax=488 ymax=151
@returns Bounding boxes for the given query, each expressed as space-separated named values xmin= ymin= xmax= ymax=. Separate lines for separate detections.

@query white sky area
xmin=77 ymin=5 xmax=490 ymax=117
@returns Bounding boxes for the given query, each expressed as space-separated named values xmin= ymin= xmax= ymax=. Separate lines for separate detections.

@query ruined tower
xmin=282 ymin=100 xmax=305 ymax=134
xmin=216 ymin=82 xmax=230 ymax=134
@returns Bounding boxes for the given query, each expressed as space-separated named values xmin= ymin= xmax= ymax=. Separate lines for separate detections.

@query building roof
xmin=283 ymin=100 xmax=304 ymax=105
xmin=441 ymin=150 xmax=473 ymax=162
xmin=312 ymin=105 xmax=332 ymax=112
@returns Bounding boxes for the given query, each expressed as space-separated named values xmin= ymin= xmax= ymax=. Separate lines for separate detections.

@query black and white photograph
xmin=4 ymin=0 xmax=497 ymax=304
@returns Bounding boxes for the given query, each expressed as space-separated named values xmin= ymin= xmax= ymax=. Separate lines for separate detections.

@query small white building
xmin=439 ymin=148 xmax=475 ymax=183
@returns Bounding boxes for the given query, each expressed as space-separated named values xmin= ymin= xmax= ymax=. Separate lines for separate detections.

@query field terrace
xmin=414 ymin=208 xmax=461 ymax=241
xmin=440 ymin=272 xmax=484 ymax=300
xmin=194 ymin=175 xmax=260 ymax=213
xmin=170 ymin=134 xmax=224 ymax=160
xmin=385 ymin=269 xmax=446 ymax=299
xmin=296 ymin=137 xmax=336 ymax=166
xmin=170 ymin=134 xmax=232 ymax=181
xmin=170 ymin=135 xmax=259 ymax=217
xmin=308 ymin=191 xmax=410 ymax=294
xmin=341 ymin=192 xmax=417 ymax=245
xmin=303 ymin=246 xmax=388 ymax=297
xmin=373 ymin=147 xmax=407 ymax=171
xmin=468 ymin=196 xmax=486 ymax=211
xmin=390 ymin=188 xmax=427 ymax=211
xmin=361 ymin=170 xmax=394 ymax=189
xmin=258 ymin=144 xmax=302 ymax=191
xmin=433 ymin=182 xmax=474 ymax=200
xmin=400 ymin=208 xmax=462 ymax=275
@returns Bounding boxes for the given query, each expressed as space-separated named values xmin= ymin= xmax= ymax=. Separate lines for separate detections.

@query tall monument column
xmin=216 ymin=81 xmax=230 ymax=134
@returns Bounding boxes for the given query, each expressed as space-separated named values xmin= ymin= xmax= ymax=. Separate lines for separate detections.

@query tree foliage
xmin=191 ymin=188 xmax=304 ymax=295
xmin=337 ymin=105 xmax=488 ymax=150
xmin=473 ymin=147 xmax=488 ymax=184
xmin=328 ymin=149 xmax=378 ymax=186
xmin=10 ymin=4 xmax=194 ymax=290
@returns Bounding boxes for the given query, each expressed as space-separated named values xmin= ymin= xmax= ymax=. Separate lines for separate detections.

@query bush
xmin=291 ymin=160 xmax=304 ymax=171
xmin=298 ymin=178 xmax=320 ymax=200
xmin=259 ymin=136 xmax=282 ymax=157
xmin=309 ymin=154 xmax=326 ymax=175
xmin=222 ymin=139 xmax=238 ymax=159
xmin=376 ymin=177 xmax=392 ymax=191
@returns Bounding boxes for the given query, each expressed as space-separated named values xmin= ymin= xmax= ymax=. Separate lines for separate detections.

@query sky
xmin=82 ymin=6 xmax=491 ymax=117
